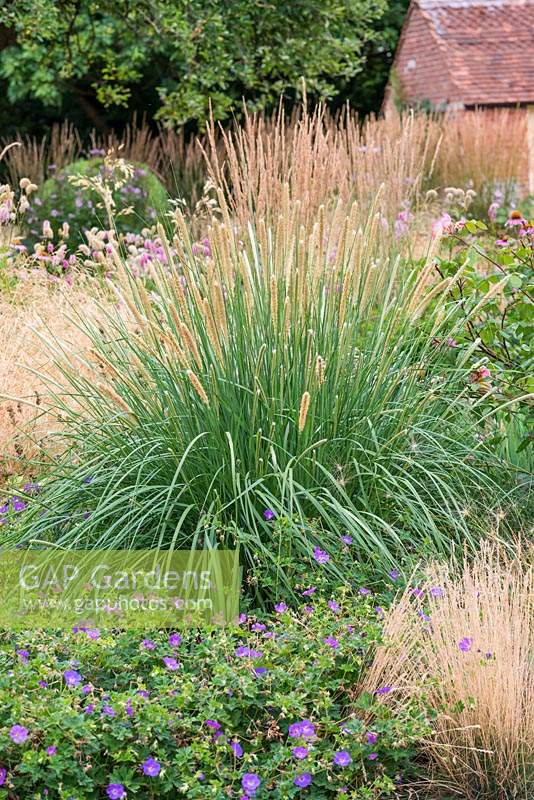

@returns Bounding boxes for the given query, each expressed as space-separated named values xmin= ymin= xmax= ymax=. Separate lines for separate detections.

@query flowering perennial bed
xmin=0 ymin=594 xmax=432 ymax=799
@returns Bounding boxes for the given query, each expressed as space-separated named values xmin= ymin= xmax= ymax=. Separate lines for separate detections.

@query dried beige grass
xmin=364 ymin=543 xmax=534 ymax=799
xmin=204 ymin=104 xmax=438 ymax=234
xmin=435 ymin=108 xmax=528 ymax=200
xmin=0 ymin=275 xmax=106 ymax=483
xmin=1 ymin=121 xmax=82 ymax=186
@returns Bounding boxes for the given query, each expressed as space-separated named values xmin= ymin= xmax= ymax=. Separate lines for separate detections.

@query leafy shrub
xmin=7 ymin=202 xmax=521 ymax=591
xmin=0 ymin=595 xmax=431 ymax=798
xmin=436 ymin=217 xmax=533 ymax=400
xmin=433 ymin=214 xmax=533 ymax=476
xmin=25 ymin=158 xmax=168 ymax=247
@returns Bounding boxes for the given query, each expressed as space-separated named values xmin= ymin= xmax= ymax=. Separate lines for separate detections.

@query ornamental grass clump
xmin=365 ymin=543 xmax=534 ymax=799
xmin=6 ymin=198 xmax=519 ymax=587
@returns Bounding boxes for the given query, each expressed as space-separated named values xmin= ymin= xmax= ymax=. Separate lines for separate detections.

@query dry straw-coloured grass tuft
xmin=365 ymin=543 xmax=534 ymax=799
xmin=435 ymin=108 xmax=528 ymax=203
xmin=0 ymin=275 xmax=106 ymax=483
xmin=1 ymin=121 xmax=82 ymax=187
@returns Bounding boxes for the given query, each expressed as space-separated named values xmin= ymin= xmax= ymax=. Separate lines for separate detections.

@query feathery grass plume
xmin=212 ymin=281 xmax=228 ymax=339
xmin=186 ymin=370 xmax=209 ymax=406
xmin=1 ymin=121 xmax=81 ymax=187
xmin=364 ymin=543 xmax=534 ymax=799
xmin=270 ymin=274 xmax=278 ymax=329
xmin=96 ymin=382 xmax=137 ymax=419
xmin=204 ymin=104 xmax=437 ymax=236
xmin=202 ymin=297 xmax=224 ymax=364
xmin=178 ymin=322 xmax=203 ymax=371
xmin=298 ymin=391 xmax=311 ymax=433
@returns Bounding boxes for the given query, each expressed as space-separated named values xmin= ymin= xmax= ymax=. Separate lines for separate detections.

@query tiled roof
xmin=397 ymin=0 xmax=534 ymax=106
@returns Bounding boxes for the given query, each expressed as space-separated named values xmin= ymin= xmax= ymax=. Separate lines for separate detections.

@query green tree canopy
xmin=0 ymin=0 xmax=387 ymax=129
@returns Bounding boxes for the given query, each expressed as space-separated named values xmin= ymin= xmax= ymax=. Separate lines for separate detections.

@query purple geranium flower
xmin=0 ymin=767 xmax=6 ymax=785
xmin=142 ymin=757 xmax=161 ymax=777
xmin=141 ymin=639 xmax=156 ymax=650
xmin=358 ymin=587 xmax=371 ymax=596
xmin=341 ymin=535 xmax=353 ymax=545
xmin=204 ymin=720 xmax=221 ymax=730
xmin=368 ymin=752 xmax=378 ymax=760
xmin=294 ymin=772 xmax=312 ymax=788
xmin=459 ymin=637 xmax=473 ymax=652
xmin=289 ymin=720 xmax=316 ymax=740
xmin=313 ymin=547 xmax=330 ymax=564
xmin=107 ymin=785 xmax=127 ymax=800
xmin=289 ymin=722 xmax=304 ymax=738
xmin=375 ymin=685 xmax=392 ymax=695
xmin=9 ymin=725 xmax=29 ymax=744
xmin=366 ymin=732 xmax=378 ymax=745
xmin=102 ymin=705 xmax=115 ymax=717
xmin=300 ymin=720 xmax=316 ymax=739
xmin=328 ymin=600 xmax=340 ymax=612
xmin=16 ymin=649 xmax=29 ymax=663
xmin=63 ymin=669 xmax=82 ymax=687
xmin=430 ymin=586 xmax=444 ymax=598
xmin=235 ymin=646 xmax=263 ymax=659
xmin=323 ymin=636 xmax=339 ymax=649
xmin=163 ymin=656 xmax=179 ymax=671
xmin=333 ymin=751 xmax=352 ymax=767
xmin=301 ymin=586 xmax=316 ymax=596
xmin=46 ymin=746 xmax=57 ymax=756
xmin=274 ymin=602 xmax=287 ymax=613
xmin=389 ymin=569 xmax=399 ymax=581
xmin=241 ymin=773 xmax=261 ymax=794
xmin=263 ymin=509 xmax=275 ymax=521
xmin=230 ymin=740 xmax=244 ymax=758
xmin=292 ymin=746 xmax=309 ymax=759
xmin=169 ymin=633 xmax=182 ymax=647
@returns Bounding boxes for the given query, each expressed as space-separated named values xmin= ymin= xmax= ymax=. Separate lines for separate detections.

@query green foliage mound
xmin=26 ymin=158 xmax=168 ymax=246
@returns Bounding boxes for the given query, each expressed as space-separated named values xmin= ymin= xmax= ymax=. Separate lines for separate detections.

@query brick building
xmin=384 ymin=0 xmax=534 ymax=192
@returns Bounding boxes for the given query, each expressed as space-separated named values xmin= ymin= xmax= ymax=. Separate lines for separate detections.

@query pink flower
xmin=469 ymin=366 xmax=491 ymax=384
xmin=432 ymin=213 xmax=453 ymax=238
xmin=505 ymin=211 xmax=525 ymax=228
xmin=487 ymin=202 xmax=499 ymax=222
xmin=394 ymin=209 xmax=411 ymax=238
